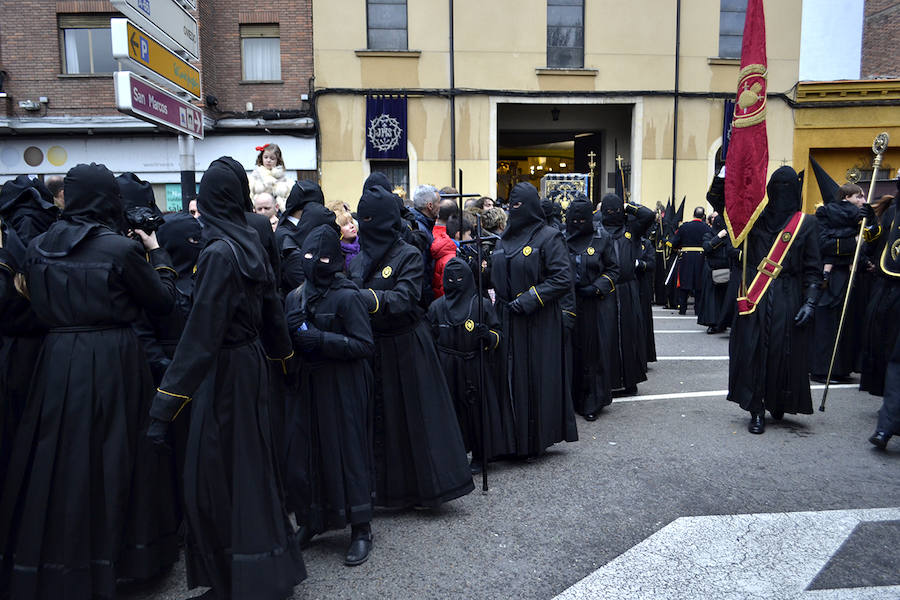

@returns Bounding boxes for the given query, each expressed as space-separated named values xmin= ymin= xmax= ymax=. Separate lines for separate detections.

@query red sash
xmin=737 ymin=211 xmax=806 ymax=316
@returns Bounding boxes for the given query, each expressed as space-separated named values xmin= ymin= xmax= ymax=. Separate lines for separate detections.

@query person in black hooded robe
xmin=276 ymin=180 xmax=326 ymax=293
xmin=0 ymin=163 xmax=179 ymax=599
xmin=427 ymin=257 xmax=509 ymax=472
xmin=697 ymin=214 xmax=740 ymax=334
xmin=727 ymin=166 xmax=821 ymax=434
xmin=348 ymin=184 xmax=474 ymax=508
xmin=280 ymin=203 xmax=337 ymax=295
xmin=491 ymin=182 xmax=578 ymax=457
xmin=810 ymin=184 xmax=871 ymax=382
xmin=565 ymin=195 xmax=620 ymax=420
xmin=147 ymin=161 xmax=304 ymax=600
xmin=283 ymin=223 xmax=376 ymax=566
xmin=0 ymin=177 xmax=57 ymax=490
xmin=598 ymin=193 xmax=655 ymax=393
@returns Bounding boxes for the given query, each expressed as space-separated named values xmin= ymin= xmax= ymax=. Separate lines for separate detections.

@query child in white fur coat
xmin=249 ymin=143 xmax=293 ymax=212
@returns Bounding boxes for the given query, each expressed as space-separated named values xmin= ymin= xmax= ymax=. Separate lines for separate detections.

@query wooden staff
xmin=820 ymin=132 xmax=890 ymax=412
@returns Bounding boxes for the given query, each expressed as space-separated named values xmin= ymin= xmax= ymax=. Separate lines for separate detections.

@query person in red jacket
xmin=431 ymin=199 xmax=459 ymax=297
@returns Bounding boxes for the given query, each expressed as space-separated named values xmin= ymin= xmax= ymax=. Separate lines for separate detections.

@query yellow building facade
xmin=793 ymin=80 xmax=900 ymax=212
xmin=313 ymin=0 xmax=802 ymax=212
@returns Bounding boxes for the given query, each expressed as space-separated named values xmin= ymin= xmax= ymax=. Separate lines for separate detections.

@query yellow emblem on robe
xmin=523 ymin=246 xmax=533 ymax=256
xmin=587 ymin=247 xmax=595 ymax=256
xmin=892 ymin=239 xmax=900 ymax=261
xmin=465 ymin=319 xmax=475 ymax=332
xmin=382 ymin=266 xmax=393 ymax=278
xmin=625 ymin=232 xmax=632 ymax=239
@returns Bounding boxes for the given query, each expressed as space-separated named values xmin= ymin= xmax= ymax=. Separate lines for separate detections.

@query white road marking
xmin=656 ymin=356 xmax=730 ymax=360
xmin=653 ymin=316 xmax=698 ymax=320
xmin=615 ymin=384 xmax=858 ymax=403
xmin=654 ymin=330 xmax=705 ymax=334
xmin=554 ymin=507 xmax=900 ymax=600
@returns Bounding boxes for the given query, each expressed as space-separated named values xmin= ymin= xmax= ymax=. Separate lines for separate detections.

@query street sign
xmin=111 ymin=19 xmax=201 ymax=100
xmin=110 ymin=0 xmax=199 ymax=60
xmin=114 ymin=71 xmax=204 ymax=138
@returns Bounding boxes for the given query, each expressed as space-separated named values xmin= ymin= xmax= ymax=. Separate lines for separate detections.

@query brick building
xmin=862 ymin=0 xmax=900 ymax=78
xmin=0 ymin=0 xmax=316 ymax=207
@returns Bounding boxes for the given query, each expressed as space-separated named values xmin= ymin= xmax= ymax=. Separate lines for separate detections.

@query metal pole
xmin=476 ymin=212 xmax=488 ymax=492
xmin=671 ymin=0 xmax=681 ymax=207
xmin=449 ymin=0 xmax=457 ymax=187
xmin=179 ymin=134 xmax=196 ymax=211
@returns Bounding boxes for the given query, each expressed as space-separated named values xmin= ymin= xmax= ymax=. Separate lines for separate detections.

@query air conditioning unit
xmin=18 ymin=100 xmax=41 ymax=111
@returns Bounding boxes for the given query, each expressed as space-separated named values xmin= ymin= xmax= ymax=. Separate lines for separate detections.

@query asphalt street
xmin=124 ymin=304 xmax=899 ymax=600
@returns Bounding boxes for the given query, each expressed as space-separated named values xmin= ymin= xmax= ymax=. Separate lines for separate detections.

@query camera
xmin=125 ymin=206 xmax=163 ymax=234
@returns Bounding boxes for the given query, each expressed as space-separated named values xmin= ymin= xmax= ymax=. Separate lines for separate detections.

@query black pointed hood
xmin=197 ymin=160 xmax=269 ymax=283
xmin=760 ymin=166 xmax=802 ymax=232
xmin=565 ymin=194 xmax=595 ymax=253
xmin=442 ymin=256 xmax=476 ymax=324
xmin=212 ymin=156 xmax=253 ymax=211
xmin=157 ymin=211 xmax=202 ymax=283
xmin=281 ymin=179 xmax=325 ymax=223
xmin=0 ymin=174 xmax=59 ymax=248
xmin=35 ymin=163 xmax=124 ymax=257
xmin=300 ymin=222 xmax=344 ymax=301
xmin=356 ymin=184 xmax=401 ymax=280
xmin=288 ymin=203 xmax=337 ymax=249
xmin=809 ymin=156 xmax=840 ymax=205
xmin=502 ymin=182 xmax=544 ymax=254
xmin=600 ymin=192 xmax=625 ymax=234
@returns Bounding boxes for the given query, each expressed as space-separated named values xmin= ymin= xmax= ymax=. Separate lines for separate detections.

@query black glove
xmin=295 ymin=324 xmax=324 ymax=353
xmin=635 ymin=259 xmax=647 ymax=273
xmin=859 ymin=203 xmax=875 ymax=221
xmin=577 ymin=284 xmax=599 ymax=297
xmin=286 ymin=308 xmax=304 ymax=333
xmin=507 ymin=297 xmax=525 ymax=314
xmin=358 ymin=289 xmax=378 ymax=312
xmin=146 ymin=418 xmax=172 ymax=454
xmin=794 ymin=300 xmax=815 ymax=328
xmin=474 ymin=323 xmax=494 ymax=344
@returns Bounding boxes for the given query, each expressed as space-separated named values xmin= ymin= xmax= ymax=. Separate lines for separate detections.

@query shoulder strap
xmin=737 ymin=211 xmax=807 ymax=316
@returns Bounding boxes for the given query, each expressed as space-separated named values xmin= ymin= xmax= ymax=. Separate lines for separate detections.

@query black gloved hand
xmin=794 ymin=300 xmax=815 ymax=328
xmin=146 ymin=418 xmax=172 ymax=454
xmin=358 ymin=289 xmax=378 ymax=312
xmin=473 ymin=323 xmax=494 ymax=344
xmin=286 ymin=308 xmax=304 ymax=333
xmin=577 ymin=284 xmax=599 ymax=297
xmin=507 ymin=297 xmax=525 ymax=314
xmin=295 ymin=324 xmax=324 ymax=353
xmin=859 ymin=203 xmax=875 ymax=221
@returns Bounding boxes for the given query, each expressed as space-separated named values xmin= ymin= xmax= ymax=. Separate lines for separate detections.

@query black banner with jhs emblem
xmin=365 ymin=95 xmax=407 ymax=160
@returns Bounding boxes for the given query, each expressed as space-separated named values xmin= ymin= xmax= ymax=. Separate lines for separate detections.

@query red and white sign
xmin=114 ymin=71 xmax=203 ymax=138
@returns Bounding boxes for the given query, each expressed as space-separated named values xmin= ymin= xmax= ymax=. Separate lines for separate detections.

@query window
xmin=719 ymin=0 xmax=747 ymax=59
xmin=367 ymin=0 xmax=407 ymax=50
xmin=241 ymin=24 xmax=281 ymax=81
xmin=59 ymin=15 xmax=117 ymax=74
xmin=370 ymin=160 xmax=409 ymax=199
xmin=547 ymin=0 xmax=584 ymax=68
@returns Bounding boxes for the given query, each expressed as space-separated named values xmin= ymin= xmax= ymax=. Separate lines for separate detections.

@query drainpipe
xmin=671 ymin=0 xmax=681 ymax=205
xmin=449 ymin=0 xmax=457 ymax=187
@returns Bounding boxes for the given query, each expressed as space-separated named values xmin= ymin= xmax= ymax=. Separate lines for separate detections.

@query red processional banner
xmin=724 ymin=0 xmax=768 ymax=246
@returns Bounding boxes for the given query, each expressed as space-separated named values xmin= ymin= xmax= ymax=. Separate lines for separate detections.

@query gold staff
xmin=820 ymin=132 xmax=890 ymax=411
xmin=588 ymin=150 xmax=596 ymax=201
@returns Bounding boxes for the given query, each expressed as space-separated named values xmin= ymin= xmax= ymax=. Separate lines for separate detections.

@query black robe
xmin=427 ymin=289 xmax=510 ymax=461
xmin=492 ymin=226 xmax=578 ymax=456
xmin=151 ymin=241 xmax=304 ymax=598
xmin=600 ymin=206 xmax=655 ymax=390
xmin=349 ymin=241 xmax=475 ymax=508
xmin=568 ymin=233 xmax=620 ymax=414
xmin=811 ymin=201 xmax=863 ymax=378
xmin=860 ymin=203 xmax=900 ymax=396
xmin=728 ymin=177 xmax=822 ymax=415
xmin=284 ymin=277 xmax=375 ymax=534
xmin=637 ymin=237 xmax=657 ymax=362
xmin=697 ymin=230 xmax=740 ymax=329
xmin=671 ymin=218 xmax=713 ymax=294
xmin=0 ymin=230 xmax=179 ymax=599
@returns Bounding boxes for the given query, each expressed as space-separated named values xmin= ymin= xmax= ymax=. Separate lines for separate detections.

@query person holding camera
xmin=0 ymin=163 xmax=179 ymax=599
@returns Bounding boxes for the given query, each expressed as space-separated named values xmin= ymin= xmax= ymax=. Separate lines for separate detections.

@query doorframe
xmin=489 ymin=96 xmax=644 ymax=205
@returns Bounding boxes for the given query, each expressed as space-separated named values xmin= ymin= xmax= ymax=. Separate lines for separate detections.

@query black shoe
xmin=584 ymin=412 xmax=598 ymax=421
xmin=769 ymin=410 xmax=784 ymax=421
xmin=345 ymin=531 xmax=373 ymax=566
xmin=869 ymin=431 xmax=891 ymax=450
xmin=706 ymin=326 xmax=716 ymax=334
xmin=469 ymin=459 xmax=483 ymax=475
xmin=297 ymin=524 xmax=314 ymax=549
xmin=678 ymin=308 xmax=687 ymax=315
xmin=187 ymin=590 xmax=217 ymax=600
xmin=748 ymin=413 xmax=765 ymax=434
xmin=624 ymin=385 xmax=638 ymax=395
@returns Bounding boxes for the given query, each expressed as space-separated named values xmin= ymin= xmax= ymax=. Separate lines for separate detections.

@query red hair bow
xmin=255 ymin=143 xmax=270 ymax=151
